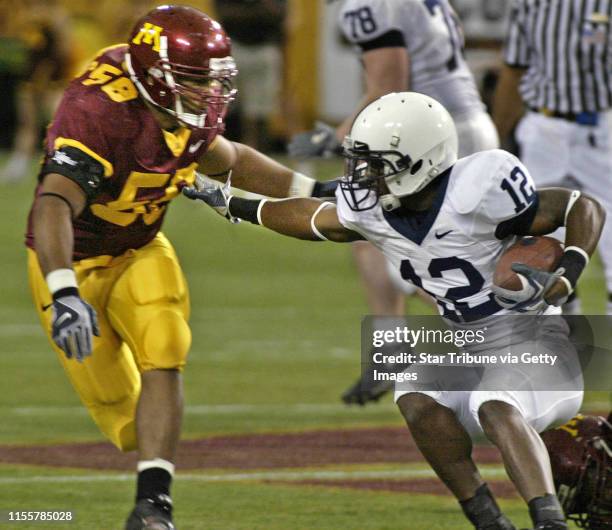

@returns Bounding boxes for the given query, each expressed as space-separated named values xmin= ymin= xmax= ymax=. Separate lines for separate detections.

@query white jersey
xmin=336 ymin=150 xmax=540 ymax=323
xmin=338 ymin=0 xmax=485 ymax=117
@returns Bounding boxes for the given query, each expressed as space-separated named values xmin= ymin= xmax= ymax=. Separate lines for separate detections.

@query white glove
xmin=183 ymin=172 xmax=240 ymax=224
xmin=52 ymin=294 xmax=99 ymax=362
xmin=492 ymin=263 xmax=562 ymax=312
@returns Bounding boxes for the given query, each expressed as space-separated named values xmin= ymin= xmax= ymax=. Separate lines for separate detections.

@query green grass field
xmin=0 ymin=154 xmax=609 ymax=529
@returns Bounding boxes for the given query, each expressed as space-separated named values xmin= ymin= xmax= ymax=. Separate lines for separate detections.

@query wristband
xmin=288 ymin=172 xmax=316 ymax=198
xmin=556 ymin=248 xmax=589 ymax=288
xmin=564 ymin=190 xmax=581 ymax=226
xmin=256 ymin=199 xmax=268 ymax=225
xmin=228 ymin=197 xmax=262 ymax=224
xmin=312 ymin=179 xmax=339 ymax=199
xmin=46 ymin=268 xmax=78 ymax=299
xmin=310 ymin=202 xmax=334 ymax=241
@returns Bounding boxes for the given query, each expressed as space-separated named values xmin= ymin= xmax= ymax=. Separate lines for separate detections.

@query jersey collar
xmin=382 ymin=168 xmax=452 ymax=245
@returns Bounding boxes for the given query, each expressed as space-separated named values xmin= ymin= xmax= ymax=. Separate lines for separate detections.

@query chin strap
xmin=124 ymin=49 xmax=208 ymax=129
xmin=380 ymin=194 xmax=401 ymax=211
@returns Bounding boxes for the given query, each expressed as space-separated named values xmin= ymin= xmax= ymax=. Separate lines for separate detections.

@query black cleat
xmin=521 ymin=523 xmax=568 ymax=530
xmin=125 ymin=494 xmax=175 ymax=530
xmin=478 ymin=515 xmax=517 ymax=530
xmin=341 ymin=367 xmax=394 ymax=406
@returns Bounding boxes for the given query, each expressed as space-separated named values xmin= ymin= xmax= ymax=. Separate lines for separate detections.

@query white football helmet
xmin=340 ymin=92 xmax=458 ymax=211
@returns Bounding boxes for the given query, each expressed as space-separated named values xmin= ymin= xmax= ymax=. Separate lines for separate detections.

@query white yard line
xmin=0 ymin=467 xmax=507 ymax=485
xmin=5 ymin=403 xmax=394 ymax=416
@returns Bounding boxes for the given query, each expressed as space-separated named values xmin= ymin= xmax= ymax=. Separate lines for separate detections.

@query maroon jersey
xmin=26 ymin=44 xmax=218 ymax=260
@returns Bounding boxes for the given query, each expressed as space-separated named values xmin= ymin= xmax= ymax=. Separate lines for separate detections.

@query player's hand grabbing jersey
xmin=336 ymin=149 xmax=542 ymax=322
xmin=25 ymin=45 xmax=218 ymax=260
xmin=338 ymin=0 xmax=484 ymax=116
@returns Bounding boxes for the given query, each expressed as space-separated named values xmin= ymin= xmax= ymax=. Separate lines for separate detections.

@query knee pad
xmin=141 ymin=308 xmax=191 ymax=371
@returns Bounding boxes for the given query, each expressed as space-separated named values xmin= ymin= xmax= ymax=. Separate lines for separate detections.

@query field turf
xmin=0 ymin=154 xmax=608 ymax=529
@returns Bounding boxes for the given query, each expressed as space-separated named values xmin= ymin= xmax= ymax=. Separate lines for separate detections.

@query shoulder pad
xmin=448 ymin=150 xmax=518 ymax=215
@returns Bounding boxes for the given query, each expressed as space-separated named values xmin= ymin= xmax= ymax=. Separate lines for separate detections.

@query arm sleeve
xmin=503 ymin=0 xmax=531 ymax=67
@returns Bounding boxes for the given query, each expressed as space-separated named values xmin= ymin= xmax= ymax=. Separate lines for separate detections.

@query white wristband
xmin=257 ymin=199 xmax=268 ymax=225
xmin=311 ymin=202 xmax=334 ymax=241
xmin=45 ymin=268 xmax=77 ymax=295
xmin=558 ymin=275 xmax=574 ymax=297
xmin=288 ymin=172 xmax=316 ymax=198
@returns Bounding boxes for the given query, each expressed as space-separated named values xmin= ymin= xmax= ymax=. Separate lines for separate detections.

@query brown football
xmin=493 ymin=236 xmax=564 ymax=291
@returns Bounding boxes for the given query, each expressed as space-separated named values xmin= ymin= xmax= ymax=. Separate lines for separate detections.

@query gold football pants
xmin=28 ymin=233 xmax=191 ymax=451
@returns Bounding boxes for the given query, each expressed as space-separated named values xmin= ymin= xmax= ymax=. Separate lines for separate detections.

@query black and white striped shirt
xmin=504 ymin=0 xmax=612 ymax=113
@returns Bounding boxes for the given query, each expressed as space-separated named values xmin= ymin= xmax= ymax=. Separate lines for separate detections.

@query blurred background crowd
xmin=0 ymin=0 xmax=508 ymax=181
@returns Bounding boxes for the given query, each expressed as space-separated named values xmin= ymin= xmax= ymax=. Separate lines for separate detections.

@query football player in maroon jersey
xmin=25 ymin=5 xmax=333 ymax=529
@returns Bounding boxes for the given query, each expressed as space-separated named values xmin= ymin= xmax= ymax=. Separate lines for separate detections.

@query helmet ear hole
xmin=410 ymin=160 xmax=423 ymax=175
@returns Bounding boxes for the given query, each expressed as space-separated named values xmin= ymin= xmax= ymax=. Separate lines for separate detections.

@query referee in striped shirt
xmin=493 ymin=0 xmax=612 ymax=315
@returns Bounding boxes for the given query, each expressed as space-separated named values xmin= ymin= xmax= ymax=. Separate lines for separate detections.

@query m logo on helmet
xmin=131 ymin=22 xmax=163 ymax=52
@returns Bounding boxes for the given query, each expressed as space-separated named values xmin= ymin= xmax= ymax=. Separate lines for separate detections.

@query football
xmin=493 ymin=236 xmax=564 ymax=291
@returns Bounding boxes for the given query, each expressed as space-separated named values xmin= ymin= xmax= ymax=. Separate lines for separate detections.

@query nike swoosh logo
xmin=55 ymin=312 xmax=74 ymax=327
xmin=435 ymin=229 xmax=453 ymax=239
xmin=188 ymin=140 xmax=205 ymax=154
xmin=41 ymin=303 xmax=52 ymax=311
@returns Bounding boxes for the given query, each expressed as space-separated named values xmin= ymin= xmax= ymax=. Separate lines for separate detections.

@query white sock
xmin=137 ymin=458 xmax=175 ymax=476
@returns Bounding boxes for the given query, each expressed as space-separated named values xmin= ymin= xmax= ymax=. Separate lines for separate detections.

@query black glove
xmin=288 ymin=121 xmax=342 ymax=158
xmin=341 ymin=364 xmax=394 ymax=406
xmin=341 ymin=345 xmax=412 ymax=406
xmin=52 ymin=291 xmax=99 ymax=362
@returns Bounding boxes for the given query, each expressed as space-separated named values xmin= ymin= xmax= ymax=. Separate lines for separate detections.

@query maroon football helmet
xmin=542 ymin=414 xmax=612 ymax=529
xmin=125 ymin=5 xmax=237 ymax=130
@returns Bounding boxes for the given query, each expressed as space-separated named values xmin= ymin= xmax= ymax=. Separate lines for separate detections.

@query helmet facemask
xmin=340 ymin=138 xmax=412 ymax=212
xmin=126 ymin=38 xmax=237 ymax=130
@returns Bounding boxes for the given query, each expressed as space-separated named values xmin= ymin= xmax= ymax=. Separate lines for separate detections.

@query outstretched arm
xmin=183 ymin=182 xmax=362 ymax=243
xmin=198 ymin=135 xmax=336 ymax=199
xmin=257 ymin=199 xmax=362 ymax=242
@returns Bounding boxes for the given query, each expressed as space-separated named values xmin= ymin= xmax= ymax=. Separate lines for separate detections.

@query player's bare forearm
xmin=528 ymin=188 xmax=605 ymax=257
xmin=32 ymin=174 xmax=86 ymax=275
xmin=492 ymin=65 xmax=527 ymax=142
xmin=199 ymin=137 xmax=301 ymax=198
xmin=226 ymin=142 xmax=296 ymax=197
xmin=33 ymin=199 xmax=74 ymax=275
xmin=259 ymin=199 xmax=362 ymax=242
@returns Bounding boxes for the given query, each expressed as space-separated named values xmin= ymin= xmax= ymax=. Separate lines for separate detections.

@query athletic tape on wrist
xmin=564 ymin=190 xmax=582 ymax=226
xmin=289 ymin=172 xmax=316 ymax=198
xmin=311 ymin=202 xmax=334 ymax=241
xmin=46 ymin=268 xmax=77 ymax=295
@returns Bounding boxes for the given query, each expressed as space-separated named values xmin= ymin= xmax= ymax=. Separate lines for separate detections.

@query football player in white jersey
xmin=289 ymin=0 xmax=500 ymax=405
xmin=186 ymin=93 xmax=605 ymax=530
